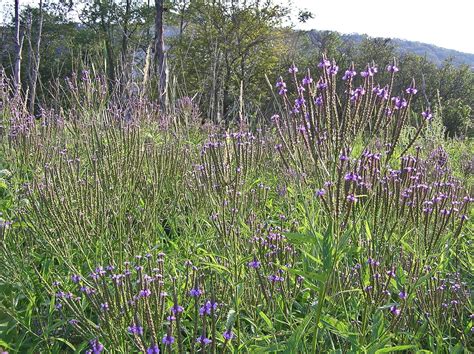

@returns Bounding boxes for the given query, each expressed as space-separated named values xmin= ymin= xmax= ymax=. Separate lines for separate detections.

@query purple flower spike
xmin=342 ymin=69 xmax=357 ymax=80
xmin=170 ymin=304 xmax=184 ymax=314
xmin=71 ymin=274 xmax=81 ymax=283
xmin=318 ymin=58 xmax=331 ymax=68
xmin=162 ymin=334 xmax=175 ymax=346
xmin=398 ymin=291 xmax=407 ymax=300
xmin=88 ymin=339 xmax=104 ymax=354
xmin=421 ymin=110 xmax=433 ymax=120
xmin=314 ymin=95 xmax=324 ymax=106
xmin=196 ymin=336 xmax=212 ymax=345
xmin=390 ymin=305 xmax=401 ymax=316
xmin=223 ymin=330 xmax=234 ymax=341
xmin=189 ymin=288 xmax=203 ymax=297
xmin=128 ymin=324 xmax=144 ymax=335
xmin=302 ymin=76 xmax=313 ymax=85
xmin=387 ymin=64 xmax=399 ymax=73
xmin=146 ymin=345 xmax=160 ymax=354
xmin=248 ymin=259 xmax=261 ymax=269
xmin=316 ymin=189 xmax=326 ymax=197
xmin=405 ymin=86 xmax=418 ymax=95
xmin=139 ymin=289 xmax=152 ymax=298
xmin=288 ymin=64 xmax=298 ymax=74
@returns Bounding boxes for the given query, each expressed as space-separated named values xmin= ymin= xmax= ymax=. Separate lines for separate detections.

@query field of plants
xmin=0 ymin=59 xmax=473 ymax=353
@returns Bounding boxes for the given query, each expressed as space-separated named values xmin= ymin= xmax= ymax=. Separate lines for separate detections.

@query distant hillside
xmin=310 ymin=30 xmax=474 ymax=68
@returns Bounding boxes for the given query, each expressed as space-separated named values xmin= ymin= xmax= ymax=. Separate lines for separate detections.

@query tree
xmin=13 ymin=0 xmax=24 ymax=96
xmin=154 ymin=0 xmax=166 ymax=106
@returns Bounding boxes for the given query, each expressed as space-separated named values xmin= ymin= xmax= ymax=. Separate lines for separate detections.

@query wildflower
xmin=361 ymin=66 xmax=377 ymax=77
xmin=87 ymin=339 xmax=104 ymax=354
xmin=162 ymin=334 xmax=175 ymax=346
xmin=386 ymin=269 xmax=396 ymax=278
xmin=248 ymin=259 xmax=261 ymax=269
xmin=421 ymin=110 xmax=432 ymax=120
xmin=200 ymin=300 xmax=218 ymax=316
xmin=100 ymin=303 xmax=109 ymax=311
xmin=170 ymin=304 xmax=184 ymax=314
xmin=390 ymin=305 xmax=401 ymax=316
xmin=316 ymin=189 xmax=326 ymax=197
xmin=318 ymin=58 xmax=331 ymax=68
xmin=399 ymin=291 xmax=407 ymax=299
xmin=189 ymin=288 xmax=203 ymax=297
xmin=314 ymin=95 xmax=323 ymax=106
xmin=316 ymin=80 xmax=328 ymax=90
xmin=267 ymin=274 xmax=284 ymax=283
xmin=196 ymin=336 xmax=212 ymax=345
xmin=405 ymin=86 xmax=418 ymax=95
xmin=167 ymin=315 xmax=176 ymax=322
xmin=146 ymin=345 xmax=160 ymax=354
xmin=288 ymin=64 xmax=298 ymax=74
xmin=387 ymin=64 xmax=399 ymax=73
xmin=302 ymin=76 xmax=313 ymax=85
xmin=128 ymin=325 xmax=144 ymax=335
xmin=392 ymin=96 xmax=407 ymax=110
xmin=223 ymin=330 xmax=234 ymax=341
xmin=328 ymin=64 xmax=339 ymax=75
xmin=342 ymin=69 xmax=357 ymax=80
xmin=139 ymin=289 xmax=152 ymax=298
xmin=346 ymin=194 xmax=358 ymax=203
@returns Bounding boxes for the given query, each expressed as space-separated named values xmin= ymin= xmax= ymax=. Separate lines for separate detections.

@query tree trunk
xmin=120 ymin=0 xmax=131 ymax=94
xmin=13 ymin=0 xmax=24 ymax=96
xmin=28 ymin=0 xmax=43 ymax=113
xmin=154 ymin=0 xmax=166 ymax=106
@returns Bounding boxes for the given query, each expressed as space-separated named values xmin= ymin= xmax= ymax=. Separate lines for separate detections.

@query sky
xmin=292 ymin=0 xmax=474 ymax=53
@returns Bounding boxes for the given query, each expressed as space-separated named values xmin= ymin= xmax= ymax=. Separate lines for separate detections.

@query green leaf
xmin=375 ymin=345 xmax=415 ymax=353
xmin=258 ymin=311 xmax=273 ymax=330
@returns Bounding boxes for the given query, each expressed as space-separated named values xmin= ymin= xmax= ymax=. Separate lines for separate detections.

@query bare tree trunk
xmin=154 ymin=0 xmax=166 ymax=106
xmin=120 ymin=0 xmax=131 ymax=94
xmin=28 ymin=0 xmax=43 ymax=113
xmin=13 ymin=0 xmax=24 ymax=96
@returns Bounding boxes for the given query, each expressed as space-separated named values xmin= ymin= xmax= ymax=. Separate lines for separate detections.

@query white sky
xmin=292 ymin=0 xmax=474 ymax=53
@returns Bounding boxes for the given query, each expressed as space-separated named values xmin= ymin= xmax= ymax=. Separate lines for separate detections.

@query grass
xmin=0 ymin=60 xmax=472 ymax=353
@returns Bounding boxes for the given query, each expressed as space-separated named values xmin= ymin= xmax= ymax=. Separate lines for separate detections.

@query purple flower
xmin=318 ymin=59 xmax=331 ymax=68
xmin=128 ymin=324 xmax=144 ymax=335
xmin=70 ymin=274 xmax=81 ymax=283
xmin=162 ymin=334 xmax=175 ymax=346
xmin=288 ymin=64 xmax=298 ymax=74
xmin=248 ymin=259 xmax=261 ymax=269
xmin=314 ymin=95 xmax=323 ymax=106
xmin=100 ymin=303 xmax=109 ymax=311
xmin=387 ymin=64 xmax=399 ymax=73
xmin=189 ymin=288 xmax=203 ymax=297
xmin=392 ymin=96 xmax=407 ymax=110
xmin=399 ymin=291 xmax=407 ymax=300
xmin=317 ymin=80 xmax=328 ymax=90
xmin=390 ymin=305 xmax=401 ymax=316
xmin=88 ymin=339 xmax=104 ymax=354
xmin=361 ymin=66 xmax=377 ymax=77
xmin=405 ymin=86 xmax=418 ymax=95
xmin=267 ymin=274 xmax=284 ymax=283
xmin=199 ymin=300 xmax=218 ymax=316
xmin=421 ymin=110 xmax=432 ymax=120
xmin=342 ymin=69 xmax=357 ymax=80
xmin=302 ymin=76 xmax=313 ymax=85
xmin=328 ymin=65 xmax=339 ymax=75
xmin=170 ymin=304 xmax=184 ymax=314
xmin=196 ymin=336 xmax=212 ymax=345
xmin=346 ymin=194 xmax=358 ymax=203
xmin=139 ymin=289 xmax=152 ymax=298
xmin=146 ymin=345 xmax=160 ymax=354
xmin=316 ymin=189 xmax=326 ymax=197
xmin=223 ymin=330 xmax=234 ymax=340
